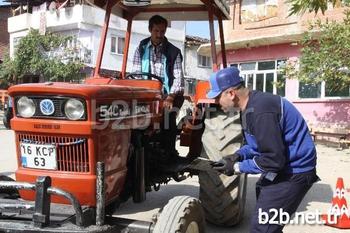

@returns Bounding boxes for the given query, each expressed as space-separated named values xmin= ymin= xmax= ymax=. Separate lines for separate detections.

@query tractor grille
xmin=18 ymin=133 xmax=90 ymax=173
xmin=32 ymin=98 xmax=65 ymax=118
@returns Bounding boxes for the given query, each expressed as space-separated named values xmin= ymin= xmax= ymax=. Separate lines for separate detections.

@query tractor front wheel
xmin=152 ymin=196 xmax=205 ymax=233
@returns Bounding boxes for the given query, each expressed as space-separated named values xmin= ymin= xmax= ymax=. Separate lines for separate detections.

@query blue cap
xmin=207 ymin=67 xmax=244 ymax=99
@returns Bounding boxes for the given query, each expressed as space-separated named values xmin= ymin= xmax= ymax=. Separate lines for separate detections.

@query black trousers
xmin=250 ymin=169 xmax=319 ymax=233
xmin=161 ymin=94 xmax=184 ymax=152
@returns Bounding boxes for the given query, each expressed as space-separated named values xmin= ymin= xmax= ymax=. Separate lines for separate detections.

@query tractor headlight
xmin=17 ymin=96 xmax=36 ymax=118
xmin=64 ymin=98 xmax=85 ymax=120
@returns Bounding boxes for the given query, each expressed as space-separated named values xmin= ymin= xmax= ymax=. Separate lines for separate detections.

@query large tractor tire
xmin=199 ymin=109 xmax=247 ymax=226
xmin=153 ymin=196 xmax=205 ymax=233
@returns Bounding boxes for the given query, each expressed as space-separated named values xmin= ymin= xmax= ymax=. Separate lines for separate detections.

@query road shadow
xmin=114 ymin=174 xmax=332 ymax=232
xmin=206 ymin=175 xmax=333 ymax=232
xmin=0 ymin=172 xmax=15 ymax=177
xmin=115 ymin=183 xmax=200 ymax=216
xmin=114 ymin=175 xmax=258 ymax=232
xmin=297 ymin=181 xmax=333 ymax=212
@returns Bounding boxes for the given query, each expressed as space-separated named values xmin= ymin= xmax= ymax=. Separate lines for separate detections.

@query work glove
xmin=211 ymin=153 xmax=241 ymax=176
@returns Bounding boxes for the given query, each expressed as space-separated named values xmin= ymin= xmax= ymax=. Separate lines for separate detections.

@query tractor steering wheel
xmin=125 ymin=72 xmax=164 ymax=85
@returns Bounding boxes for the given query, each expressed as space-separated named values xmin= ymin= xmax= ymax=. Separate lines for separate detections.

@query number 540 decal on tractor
xmin=0 ymin=0 xmax=247 ymax=232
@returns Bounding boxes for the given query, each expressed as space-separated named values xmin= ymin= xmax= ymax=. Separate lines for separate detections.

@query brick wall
xmin=220 ymin=1 xmax=350 ymax=142
xmin=224 ymin=0 xmax=347 ymax=46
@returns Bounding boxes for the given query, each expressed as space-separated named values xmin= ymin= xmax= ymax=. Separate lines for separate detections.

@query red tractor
xmin=0 ymin=0 xmax=247 ymax=232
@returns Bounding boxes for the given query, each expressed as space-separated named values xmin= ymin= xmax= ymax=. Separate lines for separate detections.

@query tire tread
xmin=199 ymin=109 xmax=247 ymax=226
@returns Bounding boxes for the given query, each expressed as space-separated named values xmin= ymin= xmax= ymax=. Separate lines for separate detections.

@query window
xmin=298 ymin=81 xmax=349 ymax=98
xmin=13 ymin=37 xmax=23 ymax=52
xmin=299 ymin=82 xmax=321 ymax=98
xmin=111 ymin=36 xmax=125 ymax=55
xmin=325 ymin=85 xmax=350 ymax=97
xmin=258 ymin=61 xmax=275 ymax=70
xmin=245 ymin=73 xmax=254 ymax=90
xmin=234 ymin=60 xmax=285 ymax=96
xmin=241 ymin=0 xmax=278 ymax=23
xmin=198 ymin=55 xmax=211 ymax=68
xmin=277 ymin=73 xmax=285 ymax=96
xmin=240 ymin=62 xmax=256 ymax=71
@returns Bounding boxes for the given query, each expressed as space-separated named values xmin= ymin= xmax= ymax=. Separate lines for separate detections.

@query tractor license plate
xmin=20 ymin=143 xmax=57 ymax=170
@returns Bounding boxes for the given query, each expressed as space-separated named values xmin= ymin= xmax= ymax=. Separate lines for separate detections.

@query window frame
xmin=241 ymin=0 xmax=278 ymax=23
xmin=230 ymin=59 xmax=285 ymax=96
xmin=13 ymin=36 xmax=24 ymax=52
xmin=297 ymin=81 xmax=350 ymax=100
xmin=110 ymin=35 xmax=125 ymax=55
xmin=229 ymin=60 xmax=350 ymax=99
xmin=197 ymin=54 xmax=212 ymax=68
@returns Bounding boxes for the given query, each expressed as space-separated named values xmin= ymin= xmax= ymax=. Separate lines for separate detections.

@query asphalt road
xmin=114 ymin=143 xmax=350 ymax=233
xmin=0 ymin=117 xmax=350 ymax=232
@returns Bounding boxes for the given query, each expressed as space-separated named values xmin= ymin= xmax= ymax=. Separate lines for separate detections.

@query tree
xmin=281 ymin=10 xmax=350 ymax=94
xmin=287 ymin=0 xmax=350 ymax=15
xmin=0 ymin=29 xmax=84 ymax=88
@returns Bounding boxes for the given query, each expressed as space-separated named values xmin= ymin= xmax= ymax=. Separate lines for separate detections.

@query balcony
xmin=8 ymin=4 xmax=108 ymax=33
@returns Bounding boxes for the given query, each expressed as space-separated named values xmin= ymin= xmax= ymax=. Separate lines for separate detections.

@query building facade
xmin=0 ymin=5 xmax=13 ymax=63
xmin=199 ymin=1 xmax=349 ymax=140
xmin=184 ymin=35 xmax=212 ymax=81
xmin=7 ymin=1 xmax=185 ymax=78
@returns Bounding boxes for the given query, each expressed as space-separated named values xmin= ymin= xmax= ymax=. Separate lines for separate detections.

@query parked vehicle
xmin=0 ymin=0 xmax=246 ymax=232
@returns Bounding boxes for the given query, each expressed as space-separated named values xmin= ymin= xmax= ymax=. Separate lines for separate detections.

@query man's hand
xmin=211 ymin=153 xmax=241 ymax=176
xmin=163 ymin=95 xmax=175 ymax=110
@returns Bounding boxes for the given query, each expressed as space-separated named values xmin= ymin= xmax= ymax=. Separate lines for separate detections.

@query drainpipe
xmin=183 ymin=23 xmax=187 ymax=77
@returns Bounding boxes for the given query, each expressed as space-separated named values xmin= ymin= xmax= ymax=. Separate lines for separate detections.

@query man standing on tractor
xmin=132 ymin=15 xmax=184 ymax=156
xmin=208 ymin=67 xmax=319 ymax=233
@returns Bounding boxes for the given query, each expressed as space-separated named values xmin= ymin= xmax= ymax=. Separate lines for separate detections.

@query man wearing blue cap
xmin=208 ymin=66 xmax=318 ymax=233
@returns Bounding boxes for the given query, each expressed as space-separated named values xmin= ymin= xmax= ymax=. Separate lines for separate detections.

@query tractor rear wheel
xmin=152 ymin=196 xmax=205 ymax=233
xmin=199 ymin=109 xmax=247 ymax=226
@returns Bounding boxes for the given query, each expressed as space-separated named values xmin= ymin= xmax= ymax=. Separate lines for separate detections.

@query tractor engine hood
xmin=8 ymin=81 xmax=163 ymax=131
xmin=8 ymin=82 xmax=162 ymax=101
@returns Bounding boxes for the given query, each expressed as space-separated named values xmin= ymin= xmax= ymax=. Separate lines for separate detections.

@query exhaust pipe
xmin=96 ymin=161 xmax=105 ymax=226
xmin=133 ymin=131 xmax=146 ymax=203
